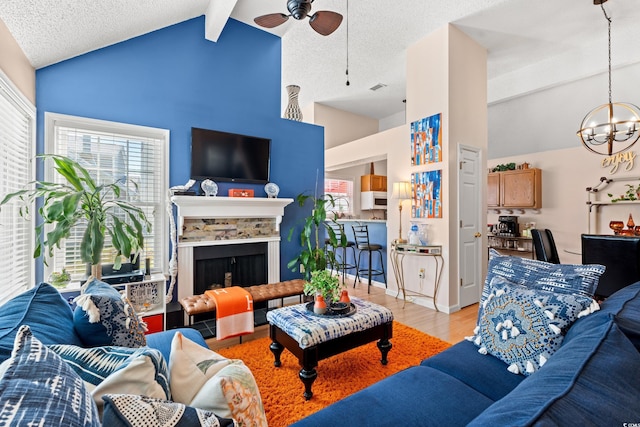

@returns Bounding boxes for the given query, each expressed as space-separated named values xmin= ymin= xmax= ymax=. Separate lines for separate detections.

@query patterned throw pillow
xmin=73 ymin=278 xmax=147 ymax=347
xmin=0 ymin=325 xmax=100 ymax=427
xmin=482 ymin=251 xmax=605 ymax=305
xmin=469 ymin=276 xmax=599 ymax=375
xmin=102 ymin=394 xmax=237 ymax=427
xmin=49 ymin=344 xmax=170 ymax=412
xmin=169 ymin=332 xmax=267 ymax=427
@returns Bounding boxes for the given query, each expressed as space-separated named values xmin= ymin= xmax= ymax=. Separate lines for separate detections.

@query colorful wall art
xmin=411 ymin=113 xmax=442 ymax=165
xmin=411 ymin=170 xmax=442 ymax=219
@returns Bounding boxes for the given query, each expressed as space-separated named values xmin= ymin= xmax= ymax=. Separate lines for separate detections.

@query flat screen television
xmin=190 ymin=127 xmax=271 ymax=184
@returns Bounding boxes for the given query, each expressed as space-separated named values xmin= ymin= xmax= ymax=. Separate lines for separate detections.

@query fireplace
xmin=193 ymin=242 xmax=267 ymax=295
xmin=191 ymin=242 xmax=268 ymax=322
xmin=171 ymin=196 xmax=294 ymax=312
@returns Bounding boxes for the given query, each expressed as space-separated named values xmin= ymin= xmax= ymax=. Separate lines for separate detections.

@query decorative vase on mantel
xmin=284 ymin=85 xmax=303 ymax=121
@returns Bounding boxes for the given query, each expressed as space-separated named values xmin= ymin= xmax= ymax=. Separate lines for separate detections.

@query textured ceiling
xmin=1 ymin=0 xmax=639 ymax=120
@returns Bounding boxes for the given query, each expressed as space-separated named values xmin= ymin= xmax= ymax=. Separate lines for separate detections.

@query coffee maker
xmin=497 ymin=216 xmax=519 ymax=237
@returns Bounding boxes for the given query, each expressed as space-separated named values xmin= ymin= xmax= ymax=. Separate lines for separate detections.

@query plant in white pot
xmin=0 ymin=155 xmax=151 ymax=278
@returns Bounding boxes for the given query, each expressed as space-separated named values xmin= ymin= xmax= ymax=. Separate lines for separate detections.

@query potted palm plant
xmin=0 ymin=155 xmax=151 ymax=278
xmin=287 ymin=192 xmax=344 ymax=280
xmin=288 ymin=192 xmax=352 ymax=313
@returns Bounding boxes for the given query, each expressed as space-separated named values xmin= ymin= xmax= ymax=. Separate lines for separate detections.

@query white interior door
xmin=458 ymin=145 xmax=482 ymax=308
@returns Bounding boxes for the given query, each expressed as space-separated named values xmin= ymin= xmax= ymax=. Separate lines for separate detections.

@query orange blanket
xmin=205 ymin=287 xmax=254 ymax=340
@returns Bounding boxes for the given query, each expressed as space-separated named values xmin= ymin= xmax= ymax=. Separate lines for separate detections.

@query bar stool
xmin=327 ymin=222 xmax=358 ymax=284
xmin=352 ymin=224 xmax=387 ymax=293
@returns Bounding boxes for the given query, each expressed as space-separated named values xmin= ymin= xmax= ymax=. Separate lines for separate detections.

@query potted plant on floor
xmin=0 ymin=155 xmax=151 ymax=278
xmin=287 ymin=192 xmax=344 ymax=280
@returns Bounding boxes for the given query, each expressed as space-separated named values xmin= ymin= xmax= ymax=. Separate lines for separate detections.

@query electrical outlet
xmin=300 ymin=265 xmax=305 ymax=273
xmin=418 ymin=268 xmax=425 ymax=279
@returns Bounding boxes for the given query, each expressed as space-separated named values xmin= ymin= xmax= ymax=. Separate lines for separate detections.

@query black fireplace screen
xmin=193 ymin=242 xmax=268 ymax=296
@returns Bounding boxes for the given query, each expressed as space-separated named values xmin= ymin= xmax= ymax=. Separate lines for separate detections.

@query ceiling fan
xmin=254 ymin=0 xmax=343 ymax=36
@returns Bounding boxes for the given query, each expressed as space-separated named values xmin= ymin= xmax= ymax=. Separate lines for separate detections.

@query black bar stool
xmin=327 ymin=222 xmax=358 ymax=284
xmin=352 ymin=224 xmax=387 ymax=293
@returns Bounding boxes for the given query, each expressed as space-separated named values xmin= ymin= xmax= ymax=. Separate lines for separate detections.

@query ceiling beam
xmin=204 ymin=0 xmax=238 ymax=42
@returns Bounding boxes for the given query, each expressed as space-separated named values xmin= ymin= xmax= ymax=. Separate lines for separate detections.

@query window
xmin=0 ymin=71 xmax=36 ymax=305
xmin=324 ymin=178 xmax=353 ymax=216
xmin=44 ymin=113 xmax=169 ymax=280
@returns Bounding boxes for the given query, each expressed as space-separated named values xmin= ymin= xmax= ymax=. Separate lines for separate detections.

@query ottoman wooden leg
xmin=377 ymin=338 xmax=392 ymax=365
xmin=270 ymin=340 xmax=284 ymax=367
xmin=299 ymin=366 xmax=318 ymax=401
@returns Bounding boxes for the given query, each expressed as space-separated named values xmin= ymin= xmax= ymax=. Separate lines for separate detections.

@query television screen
xmin=190 ymin=127 xmax=271 ymax=184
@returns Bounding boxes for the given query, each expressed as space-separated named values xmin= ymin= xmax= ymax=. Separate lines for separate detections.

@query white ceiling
xmin=1 ymin=0 xmax=639 ymax=120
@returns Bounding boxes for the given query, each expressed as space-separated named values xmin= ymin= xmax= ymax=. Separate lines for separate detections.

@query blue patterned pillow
xmin=48 ymin=344 xmax=170 ymax=402
xmin=73 ymin=278 xmax=147 ymax=347
xmin=0 ymin=282 xmax=82 ymax=363
xmin=482 ymin=252 xmax=605 ymax=305
xmin=469 ymin=276 xmax=599 ymax=375
xmin=0 ymin=325 xmax=100 ymax=426
xmin=102 ymin=394 xmax=237 ymax=427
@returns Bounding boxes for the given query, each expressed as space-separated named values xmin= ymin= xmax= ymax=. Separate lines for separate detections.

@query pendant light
xmin=577 ymin=0 xmax=640 ymax=156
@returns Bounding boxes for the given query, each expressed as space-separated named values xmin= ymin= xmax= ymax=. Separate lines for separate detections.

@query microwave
xmin=361 ymin=191 xmax=387 ymax=210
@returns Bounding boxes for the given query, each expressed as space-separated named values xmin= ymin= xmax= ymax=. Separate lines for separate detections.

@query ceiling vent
xmin=369 ymin=83 xmax=387 ymax=91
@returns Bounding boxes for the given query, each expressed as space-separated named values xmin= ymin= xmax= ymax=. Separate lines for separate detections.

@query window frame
xmin=324 ymin=177 xmax=354 ymax=216
xmin=43 ymin=112 xmax=169 ymax=280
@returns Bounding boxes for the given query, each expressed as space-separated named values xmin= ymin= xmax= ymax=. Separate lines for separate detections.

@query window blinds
xmin=0 ymin=74 xmax=35 ymax=305
xmin=46 ymin=114 xmax=168 ymax=280
xmin=325 ymin=178 xmax=353 ymax=214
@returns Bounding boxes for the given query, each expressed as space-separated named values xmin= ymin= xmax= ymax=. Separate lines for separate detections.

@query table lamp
xmin=391 ymin=181 xmax=412 ymax=243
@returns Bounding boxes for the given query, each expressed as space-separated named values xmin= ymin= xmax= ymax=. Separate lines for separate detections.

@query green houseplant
xmin=287 ymin=193 xmax=345 ymax=282
xmin=0 ymin=155 xmax=151 ymax=277
xmin=608 ymin=183 xmax=640 ymax=202
xmin=304 ymin=269 xmax=343 ymax=303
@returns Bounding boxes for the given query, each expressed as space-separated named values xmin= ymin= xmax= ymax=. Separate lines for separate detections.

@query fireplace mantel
xmin=171 ymin=195 xmax=294 ymax=235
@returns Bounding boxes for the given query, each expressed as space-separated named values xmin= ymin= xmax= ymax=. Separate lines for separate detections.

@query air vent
xmin=369 ymin=83 xmax=387 ymax=91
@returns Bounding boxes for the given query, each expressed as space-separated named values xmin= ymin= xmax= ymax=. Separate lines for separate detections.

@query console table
xmin=390 ymin=243 xmax=444 ymax=310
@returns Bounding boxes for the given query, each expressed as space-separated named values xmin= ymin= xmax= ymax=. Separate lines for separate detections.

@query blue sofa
xmin=293 ymin=282 xmax=640 ymax=426
xmin=0 ymin=282 xmax=207 ymax=365
xmin=0 ymin=282 xmax=210 ymax=423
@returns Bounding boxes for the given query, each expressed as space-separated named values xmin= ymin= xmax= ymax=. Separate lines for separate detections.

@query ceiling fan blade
xmin=254 ymin=13 xmax=290 ymax=29
xmin=309 ymin=11 xmax=343 ymax=36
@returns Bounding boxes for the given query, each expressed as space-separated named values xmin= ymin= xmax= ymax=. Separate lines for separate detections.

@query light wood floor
xmin=206 ymin=278 xmax=479 ymax=351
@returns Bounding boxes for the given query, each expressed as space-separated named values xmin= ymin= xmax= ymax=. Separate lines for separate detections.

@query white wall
xmin=0 ymin=17 xmax=35 ymax=103
xmin=489 ymin=62 xmax=640 ymax=158
xmin=326 ymin=160 xmax=387 ymax=219
xmin=304 ymin=103 xmax=379 ymax=150
xmin=325 ymin=25 xmax=487 ymax=313
xmin=489 ymin=146 xmax=640 ymax=265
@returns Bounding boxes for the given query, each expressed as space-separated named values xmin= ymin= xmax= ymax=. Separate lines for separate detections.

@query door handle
xmin=474 ymin=232 xmax=482 ymax=238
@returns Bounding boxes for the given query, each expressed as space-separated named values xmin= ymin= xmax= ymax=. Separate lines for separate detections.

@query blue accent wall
xmin=35 ymin=17 xmax=324 ymax=286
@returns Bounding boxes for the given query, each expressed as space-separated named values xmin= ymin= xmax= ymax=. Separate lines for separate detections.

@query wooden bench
xmin=179 ymin=279 xmax=306 ymax=325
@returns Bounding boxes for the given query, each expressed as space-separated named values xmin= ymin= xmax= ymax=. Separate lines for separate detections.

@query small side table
xmin=266 ymin=297 xmax=394 ymax=400
xmin=390 ymin=243 xmax=444 ymax=310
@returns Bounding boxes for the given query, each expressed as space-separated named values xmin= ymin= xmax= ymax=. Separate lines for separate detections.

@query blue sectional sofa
xmin=293 ymin=281 xmax=640 ymax=426
xmin=0 ymin=282 xmax=265 ymax=426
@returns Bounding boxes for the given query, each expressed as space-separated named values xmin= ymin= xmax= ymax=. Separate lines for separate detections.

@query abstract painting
xmin=411 ymin=170 xmax=442 ymax=219
xmin=411 ymin=113 xmax=442 ymax=165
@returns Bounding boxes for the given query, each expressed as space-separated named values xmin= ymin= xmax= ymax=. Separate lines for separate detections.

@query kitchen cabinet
xmin=361 ymin=174 xmax=387 ymax=192
xmin=487 ymin=173 xmax=500 ymax=207
xmin=488 ymin=168 xmax=542 ymax=209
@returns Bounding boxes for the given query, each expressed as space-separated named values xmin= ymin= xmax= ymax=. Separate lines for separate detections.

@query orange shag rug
xmin=217 ymin=322 xmax=451 ymax=426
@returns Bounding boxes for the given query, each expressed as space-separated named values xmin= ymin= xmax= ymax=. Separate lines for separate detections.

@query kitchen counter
xmin=326 ymin=220 xmax=387 ymax=286
xmin=334 ymin=218 xmax=387 ymax=223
